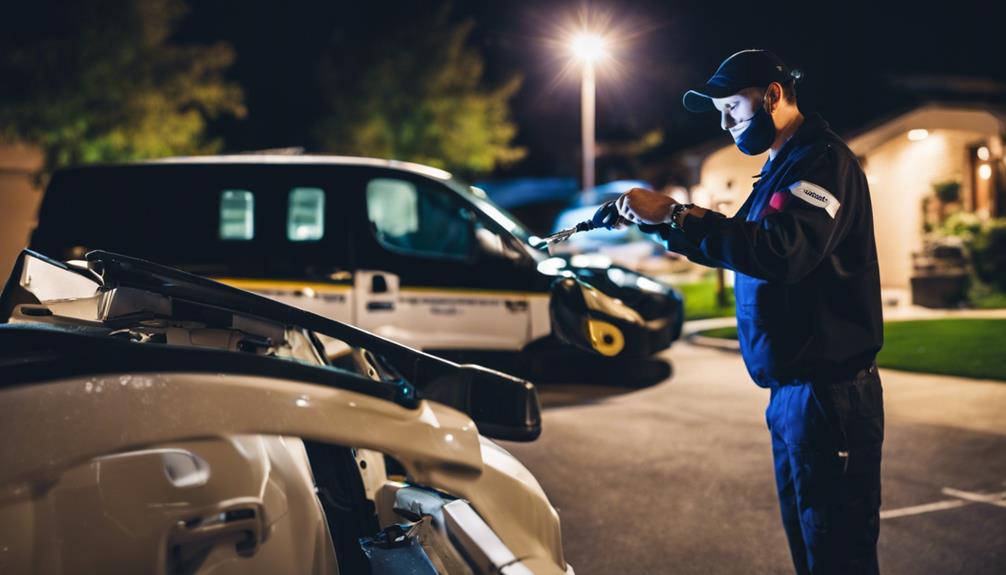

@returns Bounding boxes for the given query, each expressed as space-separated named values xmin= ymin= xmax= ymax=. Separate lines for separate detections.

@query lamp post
xmin=570 ymin=33 xmax=608 ymax=193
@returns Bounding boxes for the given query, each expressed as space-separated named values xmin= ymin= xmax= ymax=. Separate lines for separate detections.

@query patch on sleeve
xmin=788 ymin=180 xmax=840 ymax=218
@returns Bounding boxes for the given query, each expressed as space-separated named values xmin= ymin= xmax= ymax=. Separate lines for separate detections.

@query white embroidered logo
xmin=788 ymin=180 xmax=840 ymax=218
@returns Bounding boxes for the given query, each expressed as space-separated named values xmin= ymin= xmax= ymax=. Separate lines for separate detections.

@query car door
xmin=351 ymin=170 xmax=534 ymax=353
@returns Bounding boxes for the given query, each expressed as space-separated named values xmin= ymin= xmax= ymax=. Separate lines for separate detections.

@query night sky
xmin=174 ymin=0 xmax=1006 ymax=181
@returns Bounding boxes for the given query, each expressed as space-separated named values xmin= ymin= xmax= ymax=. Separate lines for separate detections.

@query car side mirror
xmin=420 ymin=365 xmax=542 ymax=442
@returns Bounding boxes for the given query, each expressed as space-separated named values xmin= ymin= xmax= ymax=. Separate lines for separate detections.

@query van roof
xmin=119 ymin=154 xmax=455 ymax=182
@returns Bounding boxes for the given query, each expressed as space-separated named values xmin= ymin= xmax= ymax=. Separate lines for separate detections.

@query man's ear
xmin=764 ymin=82 xmax=783 ymax=113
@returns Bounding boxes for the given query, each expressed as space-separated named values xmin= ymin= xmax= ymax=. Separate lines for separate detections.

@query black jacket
xmin=654 ymin=113 xmax=883 ymax=387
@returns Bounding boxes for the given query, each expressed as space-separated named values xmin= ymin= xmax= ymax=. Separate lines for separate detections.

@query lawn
xmin=694 ymin=319 xmax=1006 ymax=381
xmin=971 ymin=290 xmax=1006 ymax=309
xmin=676 ymin=276 xmax=735 ymax=320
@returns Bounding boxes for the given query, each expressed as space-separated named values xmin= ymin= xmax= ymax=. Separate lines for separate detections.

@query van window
xmin=219 ymin=189 xmax=254 ymax=240
xmin=288 ymin=187 xmax=325 ymax=241
xmin=366 ymin=178 xmax=471 ymax=259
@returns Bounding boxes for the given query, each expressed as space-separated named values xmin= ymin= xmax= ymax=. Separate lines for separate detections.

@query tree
xmin=313 ymin=8 xmax=524 ymax=177
xmin=0 ymin=0 xmax=245 ymax=176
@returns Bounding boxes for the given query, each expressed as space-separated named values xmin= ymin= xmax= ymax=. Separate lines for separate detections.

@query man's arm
xmin=680 ymin=149 xmax=856 ymax=284
xmin=638 ymin=221 xmax=726 ymax=269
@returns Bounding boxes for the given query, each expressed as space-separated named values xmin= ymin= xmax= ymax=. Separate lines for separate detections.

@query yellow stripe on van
xmin=399 ymin=286 xmax=547 ymax=299
xmin=213 ymin=278 xmax=548 ymax=299
xmin=214 ymin=278 xmax=352 ymax=294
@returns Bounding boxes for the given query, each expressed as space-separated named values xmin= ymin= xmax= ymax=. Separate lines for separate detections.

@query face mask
xmin=734 ymin=97 xmax=776 ymax=156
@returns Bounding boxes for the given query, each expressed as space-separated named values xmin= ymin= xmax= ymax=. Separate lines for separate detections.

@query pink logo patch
xmin=769 ymin=191 xmax=789 ymax=211
xmin=758 ymin=191 xmax=791 ymax=218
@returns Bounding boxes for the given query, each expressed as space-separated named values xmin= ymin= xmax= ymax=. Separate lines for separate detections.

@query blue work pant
xmin=766 ymin=367 xmax=884 ymax=574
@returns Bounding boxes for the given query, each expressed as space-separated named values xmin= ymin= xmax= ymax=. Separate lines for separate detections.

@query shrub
xmin=971 ymin=219 xmax=1006 ymax=291
xmin=940 ymin=211 xmax=982 ymax=242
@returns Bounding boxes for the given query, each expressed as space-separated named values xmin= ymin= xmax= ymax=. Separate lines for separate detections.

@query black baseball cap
xmin=683 ymin=49 xmax=799 ymax=113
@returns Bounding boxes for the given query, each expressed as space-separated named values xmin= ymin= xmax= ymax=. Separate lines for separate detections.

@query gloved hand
xmin=590 ymin=201 xmax=625 ymax=230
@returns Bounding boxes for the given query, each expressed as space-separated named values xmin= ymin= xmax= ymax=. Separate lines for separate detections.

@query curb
xmin=686 ymin=333 xmax=740 ymax=352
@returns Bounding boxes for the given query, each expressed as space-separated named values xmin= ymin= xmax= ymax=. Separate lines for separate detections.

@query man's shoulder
xmin=783 ymin=133 xmax=863 ymax=203
xmin=790 ymin=130 xmax=861 ymax=178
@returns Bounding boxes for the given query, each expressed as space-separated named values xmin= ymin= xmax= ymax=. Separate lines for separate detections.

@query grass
xmin=695 ymin=319 xmax=1006 ymax=381
xmin=877 ymin=320 xmax=1006 ymax=380
xmin=677 ymin=276 xmax=735 ymax=320
xmin=970 ymin=290 xmax=1006 ymax=310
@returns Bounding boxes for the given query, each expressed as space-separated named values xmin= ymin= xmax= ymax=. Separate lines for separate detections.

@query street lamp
xmin=570 ymin=32 xmax=609 ymax=193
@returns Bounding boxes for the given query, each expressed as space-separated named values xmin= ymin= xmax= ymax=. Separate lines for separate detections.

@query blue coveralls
xmin=651 ymin=113 xmax=885 ymax=574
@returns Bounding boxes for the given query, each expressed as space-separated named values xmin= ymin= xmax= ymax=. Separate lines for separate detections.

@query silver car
xmin=0 ymin=250 xmax=573 ymax=574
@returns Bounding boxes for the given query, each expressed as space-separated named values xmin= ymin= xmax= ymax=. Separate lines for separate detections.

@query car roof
xmin=93 ymin=154 xmax=455 ymax=182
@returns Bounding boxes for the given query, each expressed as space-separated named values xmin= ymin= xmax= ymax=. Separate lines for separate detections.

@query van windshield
xmin=451 ymin=182 xmax=546 ymax=262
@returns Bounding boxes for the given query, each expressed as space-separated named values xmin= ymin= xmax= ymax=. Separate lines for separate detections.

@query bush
xmin=940 ymin=211 xmax=982 ymax=242
xmin=972 ymin=219 xmax=1006 ymax=291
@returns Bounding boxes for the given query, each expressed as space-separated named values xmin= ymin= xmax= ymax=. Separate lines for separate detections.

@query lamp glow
xmin=907 ymin=129 xmax=929 ymax=142
xmin=979 ymin=164 xmax=992 ymax=180
xmin=571 ymin=33 xmax=608 ymax=63
xmin=977 ymin=146 xmax=990 ymax=161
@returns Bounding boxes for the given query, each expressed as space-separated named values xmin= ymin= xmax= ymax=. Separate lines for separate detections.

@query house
xmin=682 ymin=103 xmax=1005 ymax=290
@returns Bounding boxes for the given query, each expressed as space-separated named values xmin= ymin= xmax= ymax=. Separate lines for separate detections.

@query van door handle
xmin=367 ymin=301 xmax=395 ymax=312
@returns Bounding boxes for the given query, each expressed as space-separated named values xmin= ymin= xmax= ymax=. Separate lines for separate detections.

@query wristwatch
xmin=669 ymin=203 xmax=694 ymax=230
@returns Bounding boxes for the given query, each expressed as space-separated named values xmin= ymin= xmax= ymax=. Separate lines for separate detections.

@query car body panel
xmin=0 ymin=434 xmax=339 ymax=574
xmin=0 ymin=372 xmax=565 ymax=573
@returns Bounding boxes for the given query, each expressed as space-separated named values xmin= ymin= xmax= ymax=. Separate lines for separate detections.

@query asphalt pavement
xmin=503 ymin=341 xmax=1006 ymax=575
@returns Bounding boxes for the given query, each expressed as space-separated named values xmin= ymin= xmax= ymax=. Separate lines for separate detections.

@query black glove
xmin=590 ymin=201 xmax=620 ymax=230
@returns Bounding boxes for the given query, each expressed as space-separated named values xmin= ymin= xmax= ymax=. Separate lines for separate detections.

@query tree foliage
xmin=314 ymin=8 xmax=524 ymax=177
xmin=0 ymin=0 xmax=245 ymax=174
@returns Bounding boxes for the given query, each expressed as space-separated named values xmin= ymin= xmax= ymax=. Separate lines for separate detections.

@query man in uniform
xmin=614 ymin=49 xmax=885 ymax=574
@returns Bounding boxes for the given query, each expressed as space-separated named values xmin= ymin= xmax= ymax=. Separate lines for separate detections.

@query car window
xmin=219 ymin=189 xmax=255 ymax=240
xmin=288 ymin=187 xmax=325 ymax=241
xmin=366 ymin=178 xmax=472 ymax=259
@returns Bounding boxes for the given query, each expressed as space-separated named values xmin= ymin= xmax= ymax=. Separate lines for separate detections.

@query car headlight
xmin=606 ymin=267 xmax=666 ymax=294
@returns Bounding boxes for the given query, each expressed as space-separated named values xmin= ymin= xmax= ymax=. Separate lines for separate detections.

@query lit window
xmin=367 ymin=179 xmax=419 ymax=237
xmin=219 ymin=189 xmax=254 ymax=240
xmin=366 ymin=178 xmax=471 ymax=259
xmin=288 ymin=187 xmax=325 ymax=241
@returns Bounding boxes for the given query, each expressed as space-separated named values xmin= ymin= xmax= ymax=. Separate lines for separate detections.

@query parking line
xmin=941 ymin=488 xmax=1006 ymax=507
xmin=880 ymin=487 xmax=1006 ymax=520
xmin=880 ymin=499 xmax=967 ymax=520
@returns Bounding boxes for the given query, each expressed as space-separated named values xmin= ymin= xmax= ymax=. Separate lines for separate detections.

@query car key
xmin=535 ymin=201 xmax=620 ymax=248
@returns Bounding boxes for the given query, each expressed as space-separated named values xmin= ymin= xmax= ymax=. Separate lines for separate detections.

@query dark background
xmin=15 ymin=0 xmax=1006 ymax=180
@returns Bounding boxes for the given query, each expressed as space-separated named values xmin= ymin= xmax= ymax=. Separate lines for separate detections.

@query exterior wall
xmin=859 ymin=129 xmax=988 ymax=288
xmin=0 ymin=144 xmax=44 ymax=280
xmin=693 ymin=144 xmax=766 ymax=214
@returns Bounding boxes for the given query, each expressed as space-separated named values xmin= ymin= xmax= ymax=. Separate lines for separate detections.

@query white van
xmin=32 ymin=156 xmax=683 ymax=380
